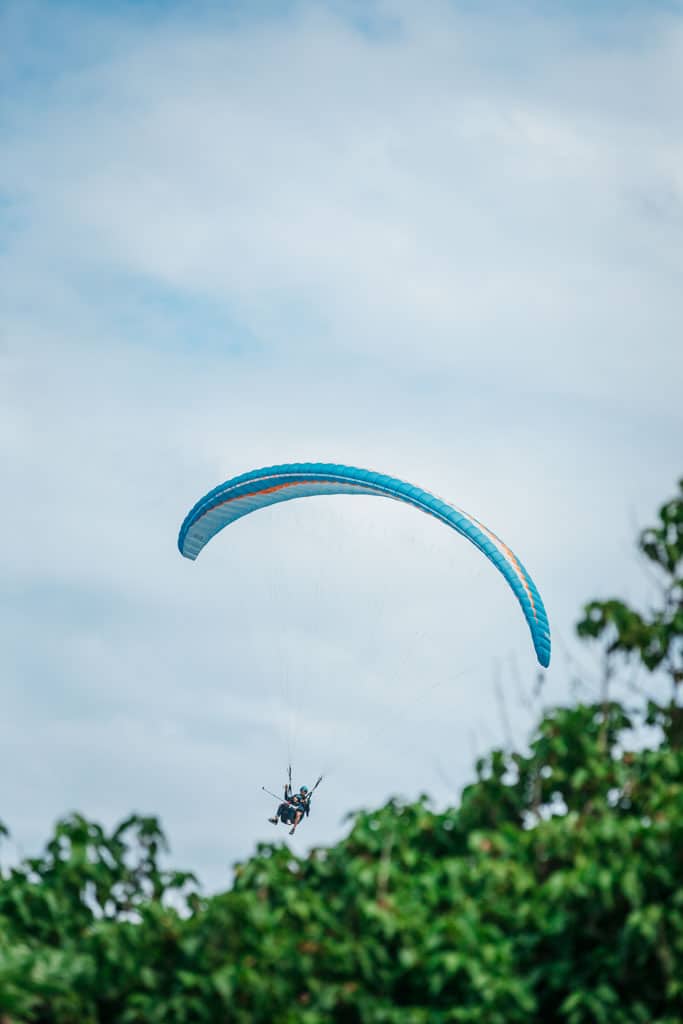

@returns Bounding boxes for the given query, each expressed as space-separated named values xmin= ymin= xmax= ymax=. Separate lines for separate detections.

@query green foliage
xmin=3 ymin=704 xmax=683 ymax=1023
xmin=577 ymin=479 xmax=683 ymax=683
xmin=2 ymin=480 xmax=683 ymax=1022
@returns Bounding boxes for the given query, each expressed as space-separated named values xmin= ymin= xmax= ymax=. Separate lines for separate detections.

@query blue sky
xmin=2 ymin=0 xmax=682 ymax=889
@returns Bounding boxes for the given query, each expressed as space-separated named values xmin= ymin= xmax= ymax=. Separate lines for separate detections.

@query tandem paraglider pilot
xmin=269 ymin=778 xmax=320 ymax=835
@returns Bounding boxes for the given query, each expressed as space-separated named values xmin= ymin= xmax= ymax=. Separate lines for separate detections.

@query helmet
xmin=300 ymin=785 xmax=309 ymax=794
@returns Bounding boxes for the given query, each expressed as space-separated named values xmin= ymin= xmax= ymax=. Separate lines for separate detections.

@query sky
xmin=1 ymin=0 xmax=682 ymax=891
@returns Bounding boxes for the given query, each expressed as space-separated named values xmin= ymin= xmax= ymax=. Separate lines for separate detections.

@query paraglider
xmin=266 ymin=775 xmax=322 ymax=835
xmin=178 ymin=462 xmax=551 ymax=667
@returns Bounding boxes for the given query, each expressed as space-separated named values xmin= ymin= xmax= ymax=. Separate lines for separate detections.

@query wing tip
xmin=536 ymin=640 xmax=551 ymax=669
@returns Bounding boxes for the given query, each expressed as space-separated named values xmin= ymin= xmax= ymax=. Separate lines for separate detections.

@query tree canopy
xmin=2 ymin=479 xmax=682 ymax=1023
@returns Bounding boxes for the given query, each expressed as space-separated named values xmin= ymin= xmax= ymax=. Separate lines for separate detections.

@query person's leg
xmin=269 ymin=802 xmax=287 ymax=824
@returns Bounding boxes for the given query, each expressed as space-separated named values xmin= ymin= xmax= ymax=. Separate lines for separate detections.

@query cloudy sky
xmin=2 ymin=0 xmax=682 ymax=890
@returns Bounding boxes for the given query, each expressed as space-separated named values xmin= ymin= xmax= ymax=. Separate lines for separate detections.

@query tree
xmin=1 ymin=480 xmax=683 ymax=1023
xmin=578 ymin=478 xmax=683 ymax=745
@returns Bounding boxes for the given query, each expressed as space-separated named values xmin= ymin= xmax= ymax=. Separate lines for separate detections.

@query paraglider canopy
xmin=178 ymin=462 xmax=551 ymax=668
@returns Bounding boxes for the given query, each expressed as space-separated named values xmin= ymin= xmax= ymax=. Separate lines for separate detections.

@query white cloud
xmin=1 ymin=0 xmax=682 ymax=889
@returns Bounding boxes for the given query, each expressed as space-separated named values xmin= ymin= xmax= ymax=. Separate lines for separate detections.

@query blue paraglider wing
xmin=178 ymin=463 xmax=550 ymax=667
